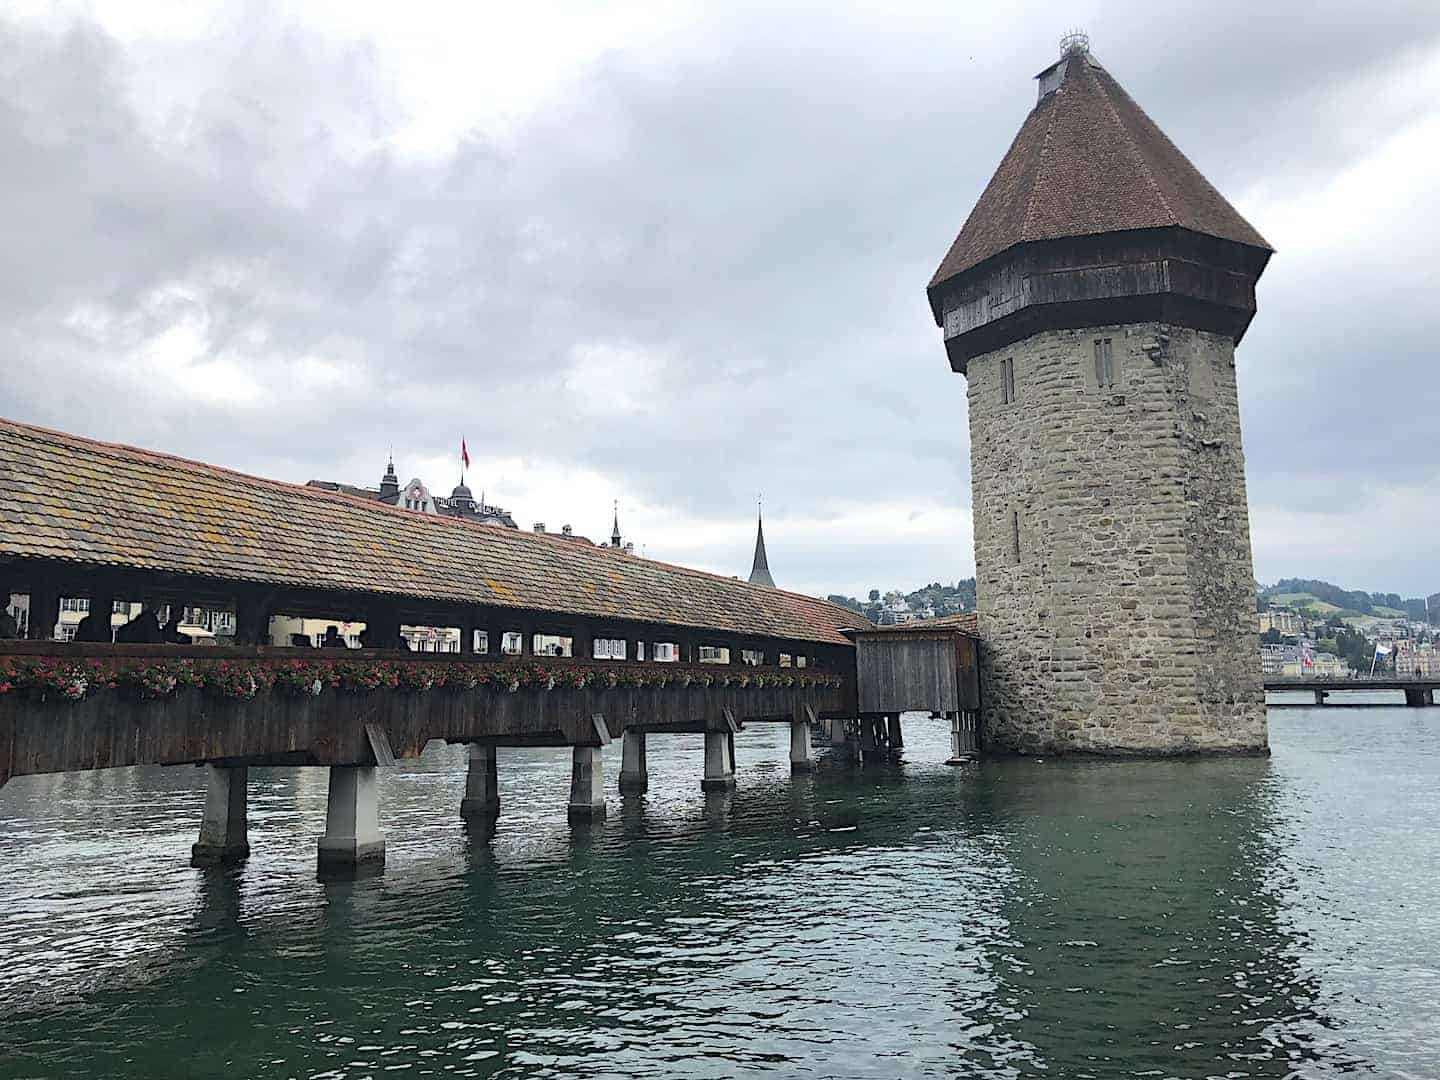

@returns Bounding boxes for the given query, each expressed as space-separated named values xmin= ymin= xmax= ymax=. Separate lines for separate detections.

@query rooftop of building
xmin=929 ymin=39 xmax=1271 ymax=295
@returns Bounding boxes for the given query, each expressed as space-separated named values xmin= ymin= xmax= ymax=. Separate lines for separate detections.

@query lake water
xmin=1 ymin=707 xmax=1437 ymax=1079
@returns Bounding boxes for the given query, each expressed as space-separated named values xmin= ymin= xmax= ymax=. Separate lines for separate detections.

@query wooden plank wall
xmin=855 ymin=633 xmax=961 ymax=714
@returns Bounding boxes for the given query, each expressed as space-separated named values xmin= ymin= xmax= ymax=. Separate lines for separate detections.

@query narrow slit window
xmin=1010 ymin=510 xmax=1021 ymax=565
xmin=1093 ymin=338 xmax=1115 ymax=388
xmin=1000 ymin=357 xmax=1017 ymax=404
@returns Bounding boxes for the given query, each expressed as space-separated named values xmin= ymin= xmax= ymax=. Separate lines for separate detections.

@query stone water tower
xmin=927 ymin=35 xmax=1271 ymax=754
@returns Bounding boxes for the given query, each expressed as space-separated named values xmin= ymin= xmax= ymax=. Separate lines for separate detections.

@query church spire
xmin=748 ymin=502 xmax=775 ymax=587
xmin=611 ymin=501 xmax=622 ymax=548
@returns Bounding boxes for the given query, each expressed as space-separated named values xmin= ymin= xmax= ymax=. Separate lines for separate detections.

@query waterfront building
xmin=1259 ymin=609 xmax=1301 ymax=636
xmin=928 ymin=35 xmax=1270 ymax=754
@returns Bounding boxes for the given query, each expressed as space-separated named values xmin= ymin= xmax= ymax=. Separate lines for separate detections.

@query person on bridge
xmin=115 ymin=607 xmax=163 ymax=644
xmin=74 ymin=606 xmax=112 ymax=642
xmin=320 ymin=625 xmax=349 ymax=649
xmin=0 ymin=605 xmax=18 ymax=640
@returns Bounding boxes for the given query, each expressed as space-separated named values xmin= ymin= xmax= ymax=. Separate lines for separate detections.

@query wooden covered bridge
xmin=0 ymin=418 xmax=889 ymax=876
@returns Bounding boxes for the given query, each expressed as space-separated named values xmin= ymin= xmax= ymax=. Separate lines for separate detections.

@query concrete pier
xmin=190 ymin=765 xmax=250 ymax=866
xmin=702 ymin=729 xmax=736 ymax=791
xmin=460 ymin=743 xmax=500 ymax=821
xmin=317 ymin=766 xmax=385 ymax=878
xmin=789 ymin=718 xmax=813 ymax=773
xmin=619 ymin=729 xmax=648 ymax=794
xmin=567 ymin=746 xmax=606 ymax=822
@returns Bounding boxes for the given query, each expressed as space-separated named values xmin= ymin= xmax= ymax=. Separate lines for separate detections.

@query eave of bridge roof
xmin=0 ymin=417 xmax=870 ymax=646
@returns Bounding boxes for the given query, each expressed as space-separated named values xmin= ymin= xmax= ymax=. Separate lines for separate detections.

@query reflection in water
xmin=0 ymin=712 xmax=1436 ymax=1077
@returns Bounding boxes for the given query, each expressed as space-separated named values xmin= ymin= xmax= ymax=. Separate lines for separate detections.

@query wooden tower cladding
xmin=928 ymin=40 xmax=1271 ymax=754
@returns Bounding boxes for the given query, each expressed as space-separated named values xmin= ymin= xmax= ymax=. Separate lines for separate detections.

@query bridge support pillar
xmin=191 ymin=765 xmax=249 ymax=866
xmin=317 ymin=766 xmax=385 ymax=879
xmin=568 ymin=747 xmax=607 ymax=822
xmin=1404 ymin=687 xmax=1432 ymax=708
xmin=619 ymin=730 xmax=648 ymax=794
xmin=702 ymin=730 xmax=736 ymax=791
xmin=946 ymin=712 xmax=976 ymax=765
xmin=460 ymin=744 xmax=500 ymax=822
xmin=789 ymin=717 xmax=813 ymax=773
xmin=1313 ymin=689 xmax=1329 ymax=706
xmin=887 ymin=714 xmax=904 ymax=751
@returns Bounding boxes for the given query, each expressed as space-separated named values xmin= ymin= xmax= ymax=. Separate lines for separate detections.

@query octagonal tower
xmin=929 ymin=37 xmax=1271 ymax=755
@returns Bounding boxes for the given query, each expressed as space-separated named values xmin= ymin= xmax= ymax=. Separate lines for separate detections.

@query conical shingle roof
xmin=748 ymin=512 xmax=775 ymax=588
xmin=929 ymin=49 xmax=1270 ymax=296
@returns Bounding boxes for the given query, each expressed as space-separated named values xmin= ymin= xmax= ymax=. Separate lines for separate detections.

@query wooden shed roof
xmin=929 ymin=50 xmax=1270 ymax=295
xmin=0 ymin=417 xmax=870 ymax=646
xmin=846 ymin=613 xmax=979 ymax=637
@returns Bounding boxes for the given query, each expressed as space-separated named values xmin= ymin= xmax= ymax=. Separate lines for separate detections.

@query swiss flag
xmin=461 ymin=437 xmax=471 ymax=470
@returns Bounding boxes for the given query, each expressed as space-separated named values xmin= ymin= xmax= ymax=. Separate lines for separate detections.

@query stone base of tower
xmin=965 ymin=323 xmax=1269 ymax=757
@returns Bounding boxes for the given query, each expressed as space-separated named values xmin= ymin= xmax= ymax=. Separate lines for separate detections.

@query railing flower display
xmin=0 ymin=654 xmax=844 ymax=707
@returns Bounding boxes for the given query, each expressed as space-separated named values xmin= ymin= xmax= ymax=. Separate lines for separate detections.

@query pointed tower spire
xmin=379 ymin=450 xmax=400 ymax=504
xmin=611 ymin=501 xmax=622 ymax=548
xmin=748 ymin=499 xmax=775 ymax=587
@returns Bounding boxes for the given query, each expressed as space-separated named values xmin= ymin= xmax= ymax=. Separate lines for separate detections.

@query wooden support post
xmin=27 ymin=585 xmax=58 ymax=641
xmin=1313 ymin=688 xmax=1329 ymax=706
xmin=887 ymin=713 xmax=904 ymax=751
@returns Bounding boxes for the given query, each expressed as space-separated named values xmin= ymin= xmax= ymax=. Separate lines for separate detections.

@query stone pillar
xmin=619 ymin=729 xmax=648 ymax=793
xmin=702 ymin=730 xmax=736 ymax=791
xmin=460 ymin=744 xmax=500 ymax=821
xmin=567 ymin=746 xmax=606 ymax=822
xmin=190 ymin=765 xmax=250 ymax=866
xmin=317 ymin=766 xmax=385 ymax=877
xmin=789 ymin=718 xmax=813 ymax=773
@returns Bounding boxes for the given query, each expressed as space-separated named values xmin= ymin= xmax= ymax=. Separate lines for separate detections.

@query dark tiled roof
xmin=0 ymin=418 xmax=870 ymax=646
xmin=930 ymin=52 xmax=1270 ymax=291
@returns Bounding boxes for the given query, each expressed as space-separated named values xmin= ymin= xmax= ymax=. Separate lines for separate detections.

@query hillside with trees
xmin=827 ymin=579 xmax=976 ymax=624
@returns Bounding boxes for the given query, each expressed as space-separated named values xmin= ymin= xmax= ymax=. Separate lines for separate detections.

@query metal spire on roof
xmin=611 ymin=500 xmax=622 ymax=548
xmin=748 ymin=497 xmax=775 ymax=588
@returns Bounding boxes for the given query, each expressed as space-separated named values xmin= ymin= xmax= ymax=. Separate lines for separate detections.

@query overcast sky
xmin=2 ymin=1 xmax=1438 ymax=600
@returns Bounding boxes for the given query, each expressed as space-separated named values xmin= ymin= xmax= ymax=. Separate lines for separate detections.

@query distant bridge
xmin=1264 ymin=677 xmax=1438 ymax=708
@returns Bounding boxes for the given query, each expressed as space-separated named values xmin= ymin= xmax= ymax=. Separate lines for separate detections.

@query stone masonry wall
xmin=965 ymin=322 xmax=1267 ymax=755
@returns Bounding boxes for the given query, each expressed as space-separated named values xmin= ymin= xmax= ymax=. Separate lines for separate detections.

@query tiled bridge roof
xmin=0 ymin=417 xmax=870 ymax=646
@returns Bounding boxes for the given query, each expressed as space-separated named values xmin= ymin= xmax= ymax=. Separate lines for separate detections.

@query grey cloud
xmin=1 ymin=2 xmax=1438 ymax=597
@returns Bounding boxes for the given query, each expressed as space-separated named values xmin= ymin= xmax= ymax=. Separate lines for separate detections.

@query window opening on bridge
xmin=1001 ymin=357 xmax=1017 ymax=403
xmin=1011 ymin=510 xmax=1022 ymax=564
xmin=472 ymin=630 xmax=489 ymax=653
xmin=593 ymin=638 xmax=627 ymax=660
xmin=652 ymin=642 xmax=679 ymax=662
xmin=779 ymin=653 xmax=792 ymax=667
xmin=698 ymin=645 xmax=730 ymax=664
xmin=532 ymin=633 xmax=573 ymax=658
xmin=1093 ymin=338 xmax=1116 ymax=388
xmin=501 ymin=631 xmax=523 ymax=655
xmin=635 ymin=642 xmax=646 ymax=661
xmin=796 ymin=655 xmax=808 ymax=668
xmin=741 ymin=649 xmax=764 ymax=666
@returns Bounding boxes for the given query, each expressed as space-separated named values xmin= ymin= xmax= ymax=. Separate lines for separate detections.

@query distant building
xmin=308 ymin=456 xmax=517 ymax=528
xmin=1259 ymin=609 xmax=1300 ymax=635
